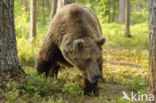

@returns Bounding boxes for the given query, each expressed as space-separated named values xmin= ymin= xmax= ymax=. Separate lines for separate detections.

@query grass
xmin=0 ymin=10 xmax=149 ymax=102
xmin=102 ymin=23 xmax=148 ymax=49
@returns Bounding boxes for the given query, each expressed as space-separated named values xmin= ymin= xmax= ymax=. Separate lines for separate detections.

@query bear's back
xmin=47 ymin=3 xmax=103 ymax=45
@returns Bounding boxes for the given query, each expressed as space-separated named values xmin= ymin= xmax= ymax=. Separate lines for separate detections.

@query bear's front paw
xmin=84 ymin=79 xmax=99 ymax=96
xmin=84 ymin=86 xmax=99 ymax=96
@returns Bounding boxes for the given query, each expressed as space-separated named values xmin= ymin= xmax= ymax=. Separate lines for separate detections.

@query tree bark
xmin=124 ymin=0 xmax=131 ymax=37
xmin=50 ymin=0 xmax=58 ymax=20
xmin=58 ymin=0 xmax=75 ymax=12
xmin=148 ymin=0 xmax=156 ymax=101
xmin=47 ymin=0 xmax=50 ymax=9
xmin=64 ymin=0 xmax=75 ymax=5
xmin=0 ymin=0 xmax=24 ymax=77
xmin=30 ymin=0 xmax=36 ymax=41
xmin=41 ymin=0 xmax=45 ymax=22
xmin=118 ymin=0 xmax=125 ymax=23
xmin=19 ymin=0 xmax=23 ymax=5
xmin=25 ymin=0 xmax=28 ymax=12
xmin=50 ymin=0 xmax=75 ymax=20
xmin=112 ymin=0 xmax=116 ymax=22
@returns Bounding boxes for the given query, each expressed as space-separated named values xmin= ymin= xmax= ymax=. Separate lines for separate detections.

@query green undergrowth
xmin=1 ymin=67 xmax=84 ymax=103
xmin=102 ymin=23 xmax=148 ymax=49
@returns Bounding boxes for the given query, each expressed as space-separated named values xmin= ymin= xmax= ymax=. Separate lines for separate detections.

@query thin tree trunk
xmin=47 ymin=0 xmax=50 ymax=9
xmin=124 ymin=0 xmax=131 ymax=37
xmin=118 ymin=0 xmax=125 ymax=23
xmin=58 ymin=0 xmax=75 ymax=11
xmin=57 ymin=0 xmax=64 ymax=12
xmin=30 ymin=0 xmax=36 ymax=41
xmin=50 ymin=0 xmax=75 ymax=20
xmin=0 ymin=0 xmax=24 ymax=77
xmin=50 ymin=0 xmax=58 ymax=20
xmin=41 ymin=0 xmax=45 ymax=22
xmin=25 ymin=0 xmax=28 ymax=12
xmin=19 ymin=0 xmax=23 ymax=5
xmin=148 ymin=0 xmax=156 ymax=101
xmin=64 ymin=0 xmax=75 ymax=4
xmin=112 ymin=0 xmax=116 ymax=22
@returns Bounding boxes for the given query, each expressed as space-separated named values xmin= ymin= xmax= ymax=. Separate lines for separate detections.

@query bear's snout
xmin=93 ymin=74 xmax=103 ymax=82
xmin=86 ymin=65 xmax=102 ymax=83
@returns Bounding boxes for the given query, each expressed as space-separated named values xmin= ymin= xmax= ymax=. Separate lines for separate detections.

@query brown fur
xmin=35 ymin=3 xmax=106 ymax=96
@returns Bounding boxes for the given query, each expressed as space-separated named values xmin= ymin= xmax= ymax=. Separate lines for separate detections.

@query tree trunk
xmin=30 ymin=0 xmax=36 ymax=41
xmin=50 ymin=0 xmax=75 ymax=20
xmin=41 ymin=0 xmax=45 ymax=22
xmin=64 ymin=0 xmax=75 ymax=4
xmin=50 ymin=0 xmax=58 ymax=20
xmin=57 ymin=0 xmax=64 ymax=12
xmin=124 ymin=0 xmax=131 ymax=37
xmin=57 ymin=0 xmax=75 ymax=12
xmin=0 ymin=0 xmax=24 ymax=77
xmin=47 ymin=0 xmax=50 ymax=9
xmin=25 ymin=0 xmax=28 ymax=12
xmin=112 ymin=0 xmax=116 ymax=22
xmin=19 ymin=0 xmax=23 ymax=5
xmin=118 ymin=0 xmax=125 ymax=23
xmin=148 ymin=0 xmax=156 ymax=101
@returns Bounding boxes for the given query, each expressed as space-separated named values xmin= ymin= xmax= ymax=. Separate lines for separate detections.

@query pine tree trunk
xmin=58 ymin=0 xmax=75 ymax=11
xmin=30 ymin=0 xmax=36 ymax=41
xmin=25 ymin=0 xmax=28 ymax=12
xmin=118 ymin=0 xmax=125 ymax=23
xmin=0 ymin=0 xmax=24 ymax=77
xmin=50 ymin=0 xmax=75 ymax=20
xmin=112 ymin=0 xmax=116 ymax=22
xmin=41 ymin=0 xmax=45 ymax=22
xmin=47 ymin=0 xmax=50 ymax=9
xmin=19 ymin=0 xmax=23 ymax=5
xmin=57 ymin=0 xmax=75 ymax=12
xmin=124 ymin=0 xmax=131 ymax=37
xmin=148 ymin=0 xmax=156 ymax=101
xmin=50 ymin=0 xmax=58 ymax=20
xmin=64 ymin=0 xmax=75 ymax=4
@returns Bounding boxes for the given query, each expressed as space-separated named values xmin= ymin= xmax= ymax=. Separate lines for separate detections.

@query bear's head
xmin=61 ymin=37 xmax=106 ymax=83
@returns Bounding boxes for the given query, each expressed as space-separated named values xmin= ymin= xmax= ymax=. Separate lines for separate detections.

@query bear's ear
xmin=74 ymin=39 xmax=84 ymax=50
xmin=95 ymin=37 xmax=107 ymax=46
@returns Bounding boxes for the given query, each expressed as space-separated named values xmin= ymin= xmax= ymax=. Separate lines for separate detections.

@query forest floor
xmin=0 ymin=21 xmax=148 ymax=103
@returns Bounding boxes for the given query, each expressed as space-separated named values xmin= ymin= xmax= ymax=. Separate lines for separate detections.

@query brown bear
xmin=35 ymin=3 xmax=106 ymax=96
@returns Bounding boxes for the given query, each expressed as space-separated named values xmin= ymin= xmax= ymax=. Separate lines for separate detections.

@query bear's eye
xmin=85 ymin=58 xmax=92 ymax=64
